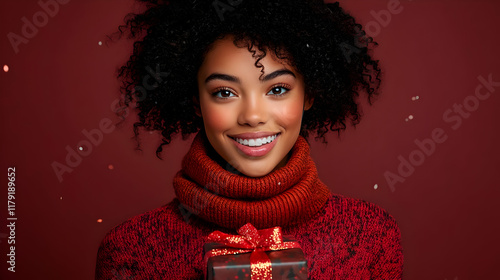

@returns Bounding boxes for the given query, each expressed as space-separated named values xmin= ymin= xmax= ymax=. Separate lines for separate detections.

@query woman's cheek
xmin=275 ymin=100 xmax=305 ymax=129
xmin=202 ymin=104 xmax=233 ymax=132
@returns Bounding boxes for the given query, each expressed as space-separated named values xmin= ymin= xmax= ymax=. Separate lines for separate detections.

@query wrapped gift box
xmin=204 ymin=235 xmax=308 ymax=280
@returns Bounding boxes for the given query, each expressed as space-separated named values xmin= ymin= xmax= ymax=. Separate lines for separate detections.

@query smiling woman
xmin=196 ymin=36 xmax=312 ymax=177
xmin=95 ymin=0 xmax=403 ymax=279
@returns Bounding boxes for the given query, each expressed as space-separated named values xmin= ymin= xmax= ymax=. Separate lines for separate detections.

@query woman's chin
xmin=231 ymin=161 xmax=279 ymax=178
xmin=227 ymin=150 xmax=291 ymax=177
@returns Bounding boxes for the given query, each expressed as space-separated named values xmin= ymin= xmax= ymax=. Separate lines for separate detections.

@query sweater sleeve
xmin=370 ymin=210 xmax=404 ymax=279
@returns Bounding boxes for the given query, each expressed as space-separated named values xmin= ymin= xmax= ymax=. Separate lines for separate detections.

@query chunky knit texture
xmin=95 ymin=134 xmax=403 ymax=279
xmin=173 ymin=132 xmax=331 ymax=230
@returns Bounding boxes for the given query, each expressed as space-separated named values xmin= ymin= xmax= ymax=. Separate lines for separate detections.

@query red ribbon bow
xmin=204 ymin=223 xmax=301 ymax=280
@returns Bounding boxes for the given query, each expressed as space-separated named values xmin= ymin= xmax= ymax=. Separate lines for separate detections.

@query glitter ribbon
xmin=204 ymin=223 xmax=301 ymax=280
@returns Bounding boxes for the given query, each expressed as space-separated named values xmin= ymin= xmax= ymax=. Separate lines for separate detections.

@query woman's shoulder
xmin=97 ymin=201 xmax=168 ymax=256
xmin=98 ymin=199 xmax=194 ymax=246
xmin=311 ymin=193 xmax=401 ymax=237
xmin=95 ymin=199 xmax=208 ymax=279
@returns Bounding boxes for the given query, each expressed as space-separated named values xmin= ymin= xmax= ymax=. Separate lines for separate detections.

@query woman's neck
xmin=173 ymin=131 xmax=331 ymax=229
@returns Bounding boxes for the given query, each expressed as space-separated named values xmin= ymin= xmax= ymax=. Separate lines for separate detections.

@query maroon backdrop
xmin=1 ymin=0 xmax=499 ymax=279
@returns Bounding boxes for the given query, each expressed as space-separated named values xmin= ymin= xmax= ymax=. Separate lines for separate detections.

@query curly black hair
xmin=114 ymin=0 xmax=381 ymax=158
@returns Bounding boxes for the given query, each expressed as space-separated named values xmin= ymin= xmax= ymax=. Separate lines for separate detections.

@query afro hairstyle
xmin=114 ymin=0 xmax=381 ymax=157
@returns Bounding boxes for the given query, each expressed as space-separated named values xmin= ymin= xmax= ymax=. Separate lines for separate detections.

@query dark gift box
xmin=204 ymin=235 xmax=308 ymax=280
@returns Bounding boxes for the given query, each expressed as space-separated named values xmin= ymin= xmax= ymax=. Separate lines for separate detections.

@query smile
xmin=233 ymin=134 xmax=279 ymax=147
xmin=229 ymin=133 xmax=281 ymax=157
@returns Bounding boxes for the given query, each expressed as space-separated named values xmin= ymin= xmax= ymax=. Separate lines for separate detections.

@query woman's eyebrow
xmin=261 ymin=69 xmax=296 ymax=82
xmin=205 ymin=73 xmax=240 ymax=84
xmin=204 ymin=69 xmax=296 ymax=84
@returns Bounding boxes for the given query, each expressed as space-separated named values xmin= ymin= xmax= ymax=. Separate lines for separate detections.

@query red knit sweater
xmin=95 ymin=134 xmax=403 ymax=279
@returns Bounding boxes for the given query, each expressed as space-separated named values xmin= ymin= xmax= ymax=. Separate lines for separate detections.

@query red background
xmin=1 ymin=0 xmax=499 ymax=279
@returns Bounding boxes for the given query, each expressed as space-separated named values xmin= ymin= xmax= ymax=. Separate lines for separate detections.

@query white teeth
xmin=234 ymin=134 xmax=278 ymax=147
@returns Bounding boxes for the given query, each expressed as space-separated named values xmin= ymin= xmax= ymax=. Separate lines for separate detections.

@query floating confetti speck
xmin=408 ymin=115 xmax=414 ymax=120
xmin=78 ymin=146 xmax=83 ymax=151
xmin=3 ymin=65 xmax=9 ymax=72
xmin=97 ymin=219 xmax=103 ymax=223
xmin=108 ymin=164 xmax=114 ymax=170
xmin=98 ymin=41 xmax=102 ymax=46
xmin=60 ymin=196 xmax=63 ymax=200
xmin=374 ymin=184 xmax=378 ymax=190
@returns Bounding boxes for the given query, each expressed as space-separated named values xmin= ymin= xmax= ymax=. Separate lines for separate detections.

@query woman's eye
xmin=267 ymin=86 xmax=288 ymax=96
xmin=213 ymin=89 xmax=235 ymax=99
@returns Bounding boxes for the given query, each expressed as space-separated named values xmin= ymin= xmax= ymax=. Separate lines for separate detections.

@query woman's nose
xmin=237 ymin=94 xmax=268 ymax=127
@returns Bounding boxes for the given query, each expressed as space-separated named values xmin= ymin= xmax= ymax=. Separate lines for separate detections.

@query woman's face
xmin=196 ymin=36 xmax=312 ymax=177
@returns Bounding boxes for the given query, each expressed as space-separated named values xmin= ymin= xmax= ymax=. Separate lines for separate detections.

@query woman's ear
xmin=304 ymin=97 xmax=314 ymax=111
xmin=193 ymin=96 xmax=202 ymax=117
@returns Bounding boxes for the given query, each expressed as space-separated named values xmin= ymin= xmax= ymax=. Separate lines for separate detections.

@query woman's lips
xmin=229 ymin=133 xmax=280 ymax=157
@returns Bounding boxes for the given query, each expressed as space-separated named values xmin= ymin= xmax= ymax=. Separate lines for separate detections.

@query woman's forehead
xmin=199 ymin=36 xmax=297 ymax=78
